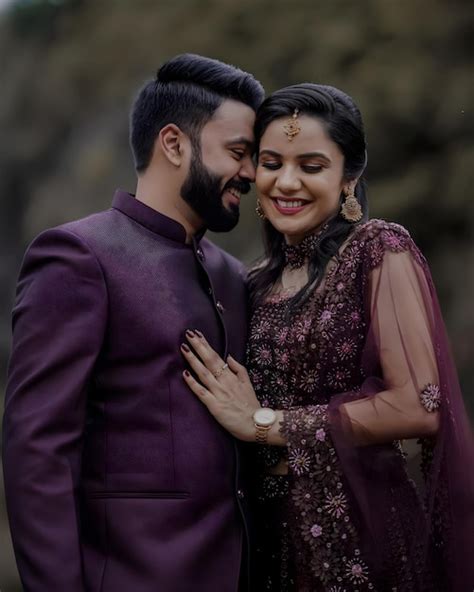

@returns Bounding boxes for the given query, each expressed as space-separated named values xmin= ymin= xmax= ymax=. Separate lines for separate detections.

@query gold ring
xmin=213 ymin=363 xmax=229 ymax=378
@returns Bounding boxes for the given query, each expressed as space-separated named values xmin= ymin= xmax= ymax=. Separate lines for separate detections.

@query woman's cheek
xmin=256 ymin=171 xmax=274 ymax=193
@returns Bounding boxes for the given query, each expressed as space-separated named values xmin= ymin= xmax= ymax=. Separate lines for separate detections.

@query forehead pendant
xmin=283 ymin=108 xmax=301 ymax=141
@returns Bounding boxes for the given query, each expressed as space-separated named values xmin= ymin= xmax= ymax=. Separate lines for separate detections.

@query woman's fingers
xmin=181 ymin=343 xmax=219 ymax=390
xmin=186 ymin=330 xmax=224 ymax=373
xmin=183 ymin=370 xmax=215 ymax=408
xmin=227 ymin=355 xmax=249 ymax=382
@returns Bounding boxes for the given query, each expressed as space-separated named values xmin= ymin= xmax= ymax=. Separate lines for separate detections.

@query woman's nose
xmin=275 ymin=167 xmax=302 ymax=193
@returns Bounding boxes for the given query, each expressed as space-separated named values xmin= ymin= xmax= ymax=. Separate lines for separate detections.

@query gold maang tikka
xmin=283 ymin=108 xmax=301 ymax=141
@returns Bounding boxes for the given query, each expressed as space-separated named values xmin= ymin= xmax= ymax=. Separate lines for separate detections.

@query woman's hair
xmin=250 ymin=83 xmax=368 ymax=310
xmin=130 ymin=53 xmax=265 ymax=172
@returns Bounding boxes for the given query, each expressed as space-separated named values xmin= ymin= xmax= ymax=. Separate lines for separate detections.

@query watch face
xmin=253 ymin=407 xmax=276 ymax=427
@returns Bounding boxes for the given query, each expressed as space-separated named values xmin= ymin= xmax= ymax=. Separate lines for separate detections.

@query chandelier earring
xmin=255 ymin=199 xmax=266 ymax=220
xmin=340 ymin=187 xmax=363 ymax=223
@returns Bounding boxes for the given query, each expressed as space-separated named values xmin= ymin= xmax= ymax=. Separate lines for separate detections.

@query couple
xmin=3 ymin=53 xmax=474 ymax=592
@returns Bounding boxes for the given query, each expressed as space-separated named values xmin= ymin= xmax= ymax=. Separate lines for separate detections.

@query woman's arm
xmin=332 ymin=247 xmax=440 ymax=446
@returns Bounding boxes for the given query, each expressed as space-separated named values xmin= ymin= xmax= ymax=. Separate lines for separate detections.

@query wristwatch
xmin=253 ymin=407 xmax=277 ymax=444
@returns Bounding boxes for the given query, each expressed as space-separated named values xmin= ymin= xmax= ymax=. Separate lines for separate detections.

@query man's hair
xmin=130 ymin=53 xmax=265 ymax=172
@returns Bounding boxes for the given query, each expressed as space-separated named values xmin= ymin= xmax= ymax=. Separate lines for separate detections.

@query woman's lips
xmin=271 ymin=197 xmax=310 ymax=215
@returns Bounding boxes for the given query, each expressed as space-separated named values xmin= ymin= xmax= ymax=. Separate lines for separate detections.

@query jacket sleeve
xmin=2 ymin=227 xmax=107 ymax=592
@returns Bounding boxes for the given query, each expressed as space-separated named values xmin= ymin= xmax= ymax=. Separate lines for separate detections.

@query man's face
xmin=180 ymin=99 xmax=256 ymax=232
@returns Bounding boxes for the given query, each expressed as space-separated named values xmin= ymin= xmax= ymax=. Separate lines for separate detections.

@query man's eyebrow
xmin=226 ymin=137 xmax=255 ymax=149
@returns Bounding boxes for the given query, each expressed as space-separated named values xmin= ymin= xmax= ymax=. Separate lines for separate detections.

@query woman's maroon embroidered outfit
xmin=247 ymin=219 xmax=474 ymax=591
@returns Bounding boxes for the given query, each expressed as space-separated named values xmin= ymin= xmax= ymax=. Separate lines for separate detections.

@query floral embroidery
xmin=288 ymin=448 xmax=311 ymax=475
xmin=295 ymin=318 xmax=313 ymax=341
xmin=380 ymin=229 xmax=406 ymax=252
xmin=324 ymin=492 xmax=348 ymax=518
xmin=298 ymin=369 xmax=319 ymax=393
xmin=251 ymin=318 xmax=272 ymax=339
xmin=318 ymin=305 xmax=337 ymax=332
xmin=345 ymin=309 xmax=363 ymax=330
xmin=275 ymin=326 xmax=290 ymax=345
xmin=315 ymin=428 xmax=326 ymax=441
xmin=420 ymin=383 xmax=441 ymax=412
xmin=326 ymin=367 xmax=351 ymax=390
xmin=311 ymin=523 xmax=323 ymax=537
xmin=254 ymin=344 xmax=273 ymax=366
xmin=336 ymin=338 xmax=356 ymax=360
xmin=280 ymin=405 xmax=375 ymax=588
xmin=344 ymin=557 xmax=370 ymax=584
xmin=269 ymin=372 xmax=289 ymax=395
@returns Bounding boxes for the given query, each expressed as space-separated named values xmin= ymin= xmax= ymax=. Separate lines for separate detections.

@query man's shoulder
xmin=59 ymin=208 xmax=118 ymax=239
xmin=31 ymin=207 xmax=130 ymax=252
xmin=21 ymin=209 xmax=123 ymax=268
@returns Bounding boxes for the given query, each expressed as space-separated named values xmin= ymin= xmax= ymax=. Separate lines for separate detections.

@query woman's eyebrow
xmin=258 ymin=149 xmax=332 ymax=162
xmin=297 ymin=151 xmax=331 ymax=162
xmin=258 ymin=149 xmax=281 ymax=157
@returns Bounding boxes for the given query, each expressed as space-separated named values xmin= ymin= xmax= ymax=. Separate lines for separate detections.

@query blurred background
xmin=0 ymin=0 xmax=472 ymax=589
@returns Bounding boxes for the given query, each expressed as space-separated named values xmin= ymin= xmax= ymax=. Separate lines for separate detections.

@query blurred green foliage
xmin=0 ymin=1 xmax=472 ymax=589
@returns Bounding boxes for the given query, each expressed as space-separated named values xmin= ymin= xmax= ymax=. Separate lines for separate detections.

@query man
xmin=3 ymin=53 xmax=264 ymax=592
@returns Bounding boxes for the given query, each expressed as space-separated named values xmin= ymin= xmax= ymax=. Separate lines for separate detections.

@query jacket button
xmin=237 ymin=489 xmax=245 ymax=499
xmin=196 ymin=247 xmax=204 ymax=261
xmin=216 ymin=301 xmax=224 ymax=313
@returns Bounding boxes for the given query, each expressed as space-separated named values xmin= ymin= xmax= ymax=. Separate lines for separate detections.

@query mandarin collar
xmin=112 ymin=190 xmax=206 ymax=244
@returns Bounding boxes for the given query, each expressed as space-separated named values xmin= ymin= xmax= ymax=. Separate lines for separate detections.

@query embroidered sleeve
xmin=338 ymin=239 xmax=441 ymax=446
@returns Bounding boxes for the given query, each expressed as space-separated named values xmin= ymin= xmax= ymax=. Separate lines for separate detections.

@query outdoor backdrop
xmin=0 ymin=0 xmax=472 ymax=589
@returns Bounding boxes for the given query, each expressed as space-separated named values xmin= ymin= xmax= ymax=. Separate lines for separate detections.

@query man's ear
xmin=157 ymin=123 xmax=187 ymax=167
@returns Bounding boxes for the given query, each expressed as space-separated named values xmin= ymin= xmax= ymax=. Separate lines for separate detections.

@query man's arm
xmin=2 ymin=227 xmax=107 ymax=592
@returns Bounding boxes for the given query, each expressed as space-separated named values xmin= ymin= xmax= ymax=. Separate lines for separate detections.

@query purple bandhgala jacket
xmin=3 ymin=190 xmax=250 ymax=592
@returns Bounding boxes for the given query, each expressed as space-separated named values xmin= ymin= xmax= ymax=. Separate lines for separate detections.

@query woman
xmin=180 ymin=84 xmax=474 ymax=591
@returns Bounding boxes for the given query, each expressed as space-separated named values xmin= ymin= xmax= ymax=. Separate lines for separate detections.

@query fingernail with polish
xmin=181 ymin=343 xmax=190 ymax=352
xmin=183 ymin=370 xmax=190 ymax=377
xmin=186 ymin=330 xmax=195 ymax=338
xmin=195 ymin=329 xmax=204 ymax=338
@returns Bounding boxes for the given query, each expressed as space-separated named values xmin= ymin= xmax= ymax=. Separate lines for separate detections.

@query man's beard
xmin=180 ymin=148 xmax=250 ymax=233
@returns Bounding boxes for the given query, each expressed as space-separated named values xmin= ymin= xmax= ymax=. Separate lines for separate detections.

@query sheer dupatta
xmin=281 ymin=224 xmax=474 ymax=591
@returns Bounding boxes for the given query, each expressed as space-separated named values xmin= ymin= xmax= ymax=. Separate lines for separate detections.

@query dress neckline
xmin=282 ymin=223 xmax=328 ymax=270
xmin=265 ymin=222 xmax=369 ymax=305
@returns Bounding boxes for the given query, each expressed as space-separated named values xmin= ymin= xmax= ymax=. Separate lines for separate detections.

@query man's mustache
xmin=222 ymin=179 xmax=251 ymax=195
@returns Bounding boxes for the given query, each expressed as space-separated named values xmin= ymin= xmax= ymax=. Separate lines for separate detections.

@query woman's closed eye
xmin=301 ymin=164 xmax=323 ymax=173
xmin=259 ymin=161 xmax=281 ymax=170
xmin=259 ymin=161 xmax=323 ymax=174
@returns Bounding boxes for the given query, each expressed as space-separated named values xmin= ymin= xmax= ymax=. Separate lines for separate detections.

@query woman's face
xmin=256 ymin=114 xmax=352 ymax=245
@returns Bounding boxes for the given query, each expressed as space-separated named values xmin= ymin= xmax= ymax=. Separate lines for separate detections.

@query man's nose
xmin=239 ymin=156 xmax=256 ymax=183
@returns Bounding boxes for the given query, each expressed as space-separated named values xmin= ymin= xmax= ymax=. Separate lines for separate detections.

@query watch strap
xmin=255 ymin=423 xmax=272 ymax=444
